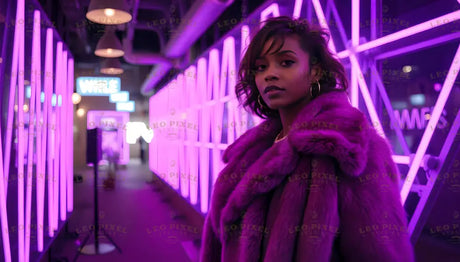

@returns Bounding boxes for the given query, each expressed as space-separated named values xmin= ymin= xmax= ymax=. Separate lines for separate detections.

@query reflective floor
xmin=41 ymin=159 xmax=202 ymax=262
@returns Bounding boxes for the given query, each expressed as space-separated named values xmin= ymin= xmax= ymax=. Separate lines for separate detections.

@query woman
xmin=200 ymin=16 xmax=415 ymax=262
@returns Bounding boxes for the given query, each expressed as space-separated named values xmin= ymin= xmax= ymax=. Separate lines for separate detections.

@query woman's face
xmin=254 ymin=35 xmax=320 ymax=110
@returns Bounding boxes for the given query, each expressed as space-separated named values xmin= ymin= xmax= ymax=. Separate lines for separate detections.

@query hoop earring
xmin=258 ymin=94 xmax=266 ymax=109
xmin=310 ymin=80 xmax=321 ymax=98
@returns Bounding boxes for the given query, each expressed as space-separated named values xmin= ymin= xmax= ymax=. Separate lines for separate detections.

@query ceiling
xmin=36 ymin=0 xmax=267 ymax=99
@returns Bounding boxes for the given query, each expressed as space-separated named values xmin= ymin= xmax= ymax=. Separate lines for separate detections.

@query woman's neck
xmin=277 ymin=96 xmax=311 ymax=138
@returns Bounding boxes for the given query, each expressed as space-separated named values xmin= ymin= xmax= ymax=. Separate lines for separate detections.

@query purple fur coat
xmin=200 ymin=91 xmax=415 ymax=262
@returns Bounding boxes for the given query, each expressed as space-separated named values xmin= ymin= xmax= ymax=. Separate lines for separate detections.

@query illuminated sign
xmin=109 ymin=91 xmax=129 ymax=103
xmin=76 ymin=77 xmax=120 ymax=96
xmin=87 ymin=111 xmax=130 ymax=165
xmin=116 ymin=101 xmax=135 ymax=112
xmin=125 ymin=122 xmax=154 ymax=144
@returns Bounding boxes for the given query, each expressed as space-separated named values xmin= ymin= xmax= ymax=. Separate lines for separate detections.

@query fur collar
xmin=212 ymin=91 xmax=372 ymax=238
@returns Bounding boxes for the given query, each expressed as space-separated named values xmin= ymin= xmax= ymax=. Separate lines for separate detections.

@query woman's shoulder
xmin=222 ymin=118 xmax=281 ymax=163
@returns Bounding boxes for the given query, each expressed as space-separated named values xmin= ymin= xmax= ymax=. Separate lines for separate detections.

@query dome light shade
xmin=100 ymin=58 xmax=124 ymax=75
xmin=86 ymin=0 xmax=132 ymax=25
xmin=95 ymin=27 xmax=124 ymax=58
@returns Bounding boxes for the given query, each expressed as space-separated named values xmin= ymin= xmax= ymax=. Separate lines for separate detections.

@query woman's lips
xmin=265 ymin=89 xmax=284 ymax=97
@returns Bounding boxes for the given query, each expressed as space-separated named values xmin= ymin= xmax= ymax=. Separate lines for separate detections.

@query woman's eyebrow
xmin=257 ymin=50 xmax=297 ymax=59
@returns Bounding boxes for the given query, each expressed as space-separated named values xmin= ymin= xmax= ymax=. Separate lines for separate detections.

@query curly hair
xmin=235 ymin=16 xmax=348 ymax=119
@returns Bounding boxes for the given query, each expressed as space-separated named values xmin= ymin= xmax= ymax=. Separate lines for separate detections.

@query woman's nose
xmin=264 ymin=67 xmax=279 ymax=81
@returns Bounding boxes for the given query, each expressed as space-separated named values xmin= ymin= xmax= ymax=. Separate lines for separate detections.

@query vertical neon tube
xmin=44 ymin=29 xmax=54 ymax=237
xmin=400 ymin=44 xmax=460 ymax=204
xmin=52 ymin=42 xmax=63 ymax=233
xmin=24 ymin=10 xmax=41 ymax=261
xmin=197 ymin=58 xmax=210 ymax=213
xmin=60 ymin=51 xmax=68 ymax=221
xmin=292 ymin=0 xmax=303 ymax=19
xmin=16 ymin=0 xmax=26 ymax=260
xmin=3 ymin=9 xmax=20 ymax=198
xmin=67 ymin=59 xmax=74 ymax=212
xmin=0 ymin=10 xmax=13 ymax=259
xmin=351 ymin=0 xmax=360 ymax=107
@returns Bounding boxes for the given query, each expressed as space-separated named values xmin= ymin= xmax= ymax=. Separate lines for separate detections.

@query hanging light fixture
xmin=86 ymin=0 xmax=132 ymax=25
xmin=100 ymin=58 xmax=124 ymax=75
xmin=95 ymin=26 xmax=124 ymax=58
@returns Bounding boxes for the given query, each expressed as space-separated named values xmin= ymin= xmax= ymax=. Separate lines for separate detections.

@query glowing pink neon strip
xmin=260 ymin=3 xmax=280 ymax=27
xmin=0 ymin=107 xmax=11 ymax=262
xmin=0 ymin=14 xmax=13 ymax=259
xmin=392 ymin=155 xmax=410 ymax=165
xmin=292 ymin=0 xmax=303 ymax=19
xmin=3 ymin=8 xmax=20 ymax=199
xmin=24 ymin=10 xmax=41 ymax=261
xmin=208 ymin=49 xmax=222 ymax=188
xmin=350 ymin=0 xmax=360 ymax=107
xmin=197 ymin=57 xmax=210 ymax=213
xmin=221 ymin=37 xmax=237 ymax=146
xmin=311 ymin=0 xmax=336 ymax=53
xmin=60 ymin=51 xmax=68 ymax=221
xmin=184 ymin=66 xmax=198 ymax=204
xmin=44 ymin=29 xmax=54 ymax=238
xmin=16 ymin=0 xmax=26 ymax=260
xmin=67 ymin=59 xmax=74 ymax=212
xmin=53 ymin=42 xmax=63 ymax=233
xmin=400 ymin=44 xmax=460 ymax=204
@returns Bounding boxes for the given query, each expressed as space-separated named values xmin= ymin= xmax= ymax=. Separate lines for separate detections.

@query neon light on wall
xmin=116 ymin=101 xmax=135 ymax=112
xmin=110 ymin=91 xmax=130 ymax=103
xmin=76 ymin=77 xmax=121 ymax=96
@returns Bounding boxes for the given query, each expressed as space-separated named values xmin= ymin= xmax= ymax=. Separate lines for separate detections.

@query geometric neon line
xmin=292 ymin=0 xmax=303 ymax=19
xmin=337 ymin=10 xmax=460 ymax=57
xmin=370 ymin=65 xmax=411 ymax=155
xmin=375 ymin=32 xmax=460 ymax=60
xmin=349 ymin=54 xmax=385 ymax=137
xmin=17 ymin=0 xmax=25 ymax=260
xmin=260 ymin=3 xmax=280 ymax=27
xmin=25 ymin=10 xmax=41 ymax=261
xmin=407 ymin=109 xmax=460 ymax=237
xmin=400 ymin=44 xmax=460 ymax=204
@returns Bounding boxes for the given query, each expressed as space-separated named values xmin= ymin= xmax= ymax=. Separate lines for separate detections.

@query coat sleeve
xmin=199 ymin=213 xmax=222 ymax=262
xmin=337 ymin=137 xmax=415 ymax=262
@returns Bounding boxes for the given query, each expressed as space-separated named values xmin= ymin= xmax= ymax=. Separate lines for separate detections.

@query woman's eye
xmin=281 ymin=60 xmax=294 ymax=67
xmin=255 ymin=65 xmax=266 ymax=72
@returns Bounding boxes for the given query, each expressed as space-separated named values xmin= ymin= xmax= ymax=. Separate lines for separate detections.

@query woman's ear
xmin=310 ymin=65 xmax=322 ymax=82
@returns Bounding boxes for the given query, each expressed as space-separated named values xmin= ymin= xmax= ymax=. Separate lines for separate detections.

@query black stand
xmin=73 ymin=129 xmax=121 ymax=261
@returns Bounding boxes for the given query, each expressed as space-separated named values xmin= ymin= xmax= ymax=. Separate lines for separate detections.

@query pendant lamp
xmin=95 ymin=26 xmax=124 ymax=58
xmin=86 ymin=0 xmax=132 ymax=25
xmin=100 ymin=58 xmax=124 ymax=75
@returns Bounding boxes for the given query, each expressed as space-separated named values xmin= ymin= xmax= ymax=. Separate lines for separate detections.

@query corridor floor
xmin=41 ymin=160 xmax=202 ymax=262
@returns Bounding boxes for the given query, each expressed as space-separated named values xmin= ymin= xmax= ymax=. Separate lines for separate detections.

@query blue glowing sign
xmin=116 ymin=101 xmax=135 ymax=112
xmin=110 ymin=91 xmax=130 ymax=103
xmin=76 ymin=77 xmax=121 ymax=96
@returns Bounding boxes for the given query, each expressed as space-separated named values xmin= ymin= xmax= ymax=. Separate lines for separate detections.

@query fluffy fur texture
xmin=200 ymin=91 xmax=415 ymax=262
